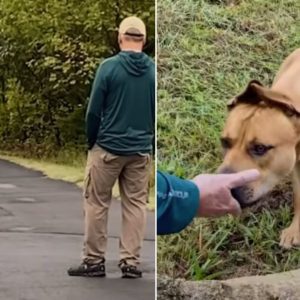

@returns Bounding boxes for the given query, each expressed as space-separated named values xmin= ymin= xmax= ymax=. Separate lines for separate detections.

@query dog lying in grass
xmin=218 ymin=49 xmax=300 ymax=249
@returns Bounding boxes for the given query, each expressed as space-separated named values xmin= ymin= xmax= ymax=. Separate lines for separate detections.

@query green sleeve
xmin=157 ymin=171 xmax=200 ymax=235
xmin=85 ymin=63 xmax=108 ymax=149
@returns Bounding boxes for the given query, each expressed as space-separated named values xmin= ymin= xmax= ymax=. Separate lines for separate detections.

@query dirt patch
xmin=246 ymin=181 xmax=293 ymax=213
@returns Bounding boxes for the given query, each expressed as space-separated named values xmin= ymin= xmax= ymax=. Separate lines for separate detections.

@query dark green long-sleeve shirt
xmin=157 ymin=171 xmax=200 ymax=235
xmin=86 ymin=51 xmax=155 ymax=155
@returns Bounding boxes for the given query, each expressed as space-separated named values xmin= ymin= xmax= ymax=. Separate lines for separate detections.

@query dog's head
xmin=219 ymin=80 xmax=300 ymax=207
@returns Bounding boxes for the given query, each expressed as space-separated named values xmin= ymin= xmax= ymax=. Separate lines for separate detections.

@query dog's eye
xmin=250 ymin=144 xmax=274 ymax=156
xmin=220 ymin=138 xmax=232 ymax=149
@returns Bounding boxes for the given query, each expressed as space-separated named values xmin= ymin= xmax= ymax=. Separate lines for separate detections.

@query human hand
xmin=191 ymin=169 xmax=260 ymax=217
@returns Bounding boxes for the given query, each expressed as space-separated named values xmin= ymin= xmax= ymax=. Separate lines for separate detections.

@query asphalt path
xmin=0 ymin=159 xmax=155 ymax=300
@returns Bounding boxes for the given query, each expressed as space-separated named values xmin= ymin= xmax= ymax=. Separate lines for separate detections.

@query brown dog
xmin=219 ymin=49 xmax=300 ymax=249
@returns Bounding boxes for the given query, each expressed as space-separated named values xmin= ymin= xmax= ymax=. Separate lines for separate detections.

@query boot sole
xmin=68 ymin=271 xmax=106 ymax=277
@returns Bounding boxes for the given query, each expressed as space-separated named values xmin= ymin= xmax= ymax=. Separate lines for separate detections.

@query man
xmin=68 ymin=16 xmax=154 ymax=278
xmin=157 ymin=169 xmax=260 ymax=234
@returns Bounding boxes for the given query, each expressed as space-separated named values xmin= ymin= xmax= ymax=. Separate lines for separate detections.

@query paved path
xmin=0 ymin=159 xmax=155 ymax=300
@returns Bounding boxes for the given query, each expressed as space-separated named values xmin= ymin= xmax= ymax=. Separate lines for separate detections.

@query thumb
xmin=228 ymin=197 xmax=242 ymax=216
xmin=227 ymin=169 xmax=260 ymax=188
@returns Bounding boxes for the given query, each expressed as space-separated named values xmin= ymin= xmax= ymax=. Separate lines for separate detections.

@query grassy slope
xmin=158 ymin=0 xmax=300 ymax=280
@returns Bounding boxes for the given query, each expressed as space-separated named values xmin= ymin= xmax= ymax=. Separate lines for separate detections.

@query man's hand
xmin=192 ymin=169 xmax=260 ymax=217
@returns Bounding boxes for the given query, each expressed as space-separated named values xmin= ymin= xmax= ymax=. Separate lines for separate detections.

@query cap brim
xmin=123 ymin=32 xmax=145 ymax=37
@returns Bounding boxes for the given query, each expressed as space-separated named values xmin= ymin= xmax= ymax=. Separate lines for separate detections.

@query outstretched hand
xmin=191 ymin=169 xmax=260 ymax=217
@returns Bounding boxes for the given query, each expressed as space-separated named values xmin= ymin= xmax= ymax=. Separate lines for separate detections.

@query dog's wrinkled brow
xmin=220 ymin=137 xmax=234 ymax=148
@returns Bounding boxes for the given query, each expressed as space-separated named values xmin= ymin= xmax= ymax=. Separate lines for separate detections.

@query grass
xmin=157 ymin=0 xmax=300 ymax=280
xmin=0 ymin=151 xmax=155 ymax=210
xmin=158 ymin=203 xmax=300 ymax=280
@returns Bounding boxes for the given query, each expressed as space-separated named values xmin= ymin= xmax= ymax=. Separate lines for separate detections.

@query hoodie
xmin=85 ymin=51 xmax=155 ymax=155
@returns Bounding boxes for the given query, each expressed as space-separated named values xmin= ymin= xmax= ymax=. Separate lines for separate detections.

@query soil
xmin=247 ymin=181 xmax=293 ymax=213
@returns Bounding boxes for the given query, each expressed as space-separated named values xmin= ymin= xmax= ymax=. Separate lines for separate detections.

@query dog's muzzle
xmin=218 ymin=167 xmax=256 ymax=208
xmin=231 ymin=186 xmax=255 ymax=208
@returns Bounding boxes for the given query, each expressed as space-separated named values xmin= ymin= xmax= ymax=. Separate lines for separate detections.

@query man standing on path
xmin=68 ymin=16 xmax=155 ymax=279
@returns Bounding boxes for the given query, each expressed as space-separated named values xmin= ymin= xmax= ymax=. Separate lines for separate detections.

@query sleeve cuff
xmin=157 ymin=172 xmax=200 ymax=234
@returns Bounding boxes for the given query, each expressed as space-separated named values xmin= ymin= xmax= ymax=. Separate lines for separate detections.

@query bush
xmin=0 ymin=0 xmax=154 ymax=159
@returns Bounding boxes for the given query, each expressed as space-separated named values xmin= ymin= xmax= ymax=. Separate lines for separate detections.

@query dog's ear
xmin=228 ymin=80 xmax=300 ymax=116
xmin=227 ymin=80 xmax=263 ymax=109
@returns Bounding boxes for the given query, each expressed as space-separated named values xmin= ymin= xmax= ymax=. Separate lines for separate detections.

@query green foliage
xmin=0 ymin=0 xmax=154 ymax=158
xmin=158 ymin=0 xmax=300 ymax=279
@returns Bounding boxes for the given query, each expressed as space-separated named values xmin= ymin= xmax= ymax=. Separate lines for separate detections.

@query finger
xmin=227 ymin=169 xmax=260 ymax=189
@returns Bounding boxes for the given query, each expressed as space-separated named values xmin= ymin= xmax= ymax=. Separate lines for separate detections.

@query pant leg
xmin=82 ymin=146 xmax=124 ymax=263
xmin=118 ymin=154 xmax=151 ymax=266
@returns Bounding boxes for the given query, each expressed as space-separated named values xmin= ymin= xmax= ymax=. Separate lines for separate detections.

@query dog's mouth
xmin=236 ymin=197 xmax=261 ymax=208
xmin=231 ymin=186 xmax=259 ymax=208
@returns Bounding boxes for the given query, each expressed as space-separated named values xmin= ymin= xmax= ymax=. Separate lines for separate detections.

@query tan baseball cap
xmin=118 ymin=16 xmax=146 ymax=38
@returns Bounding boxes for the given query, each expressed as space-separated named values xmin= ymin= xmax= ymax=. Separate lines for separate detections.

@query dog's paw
xmin=280 ymin=225 xmax=300 ymax=249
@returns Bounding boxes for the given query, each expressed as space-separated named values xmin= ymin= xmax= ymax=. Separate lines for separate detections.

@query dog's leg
xmin=280 ymin=162 xmax=300 ymax=248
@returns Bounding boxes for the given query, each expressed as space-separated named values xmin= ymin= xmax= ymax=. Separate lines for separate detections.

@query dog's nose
xmin=217 ymin=166 xmax=236 ymax=174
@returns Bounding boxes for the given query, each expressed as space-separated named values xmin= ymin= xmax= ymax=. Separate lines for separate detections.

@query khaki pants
xmin=82 ymin=145 xmax=151 ymax=266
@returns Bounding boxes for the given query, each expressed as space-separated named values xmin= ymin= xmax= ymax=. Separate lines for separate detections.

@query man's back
xmin=86 ymin=51 xmax=155 ymax=155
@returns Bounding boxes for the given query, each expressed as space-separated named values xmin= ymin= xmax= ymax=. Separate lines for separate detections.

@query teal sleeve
xmin=86 ymin=63 xmax=107 ymax=149
xmin=157 ymin=171 xmax=200 ymax=235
